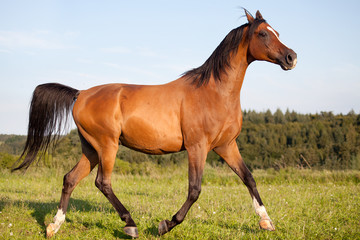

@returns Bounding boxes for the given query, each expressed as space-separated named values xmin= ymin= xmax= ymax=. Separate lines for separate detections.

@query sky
xmin=1 ymin=1 xmax=360 ymax=134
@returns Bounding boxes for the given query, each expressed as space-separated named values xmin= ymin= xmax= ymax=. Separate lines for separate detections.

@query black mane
xmin=183 ymin=18 xmax=266 ymax=87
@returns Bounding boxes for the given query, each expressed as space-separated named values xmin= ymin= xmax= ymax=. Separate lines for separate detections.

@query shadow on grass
xmin=144 ymin=224 xmax=159 ymax=237
xmin=113 ymin=229 xmax=137 ymax=239
xmin=190 ymin=218 xmax=259 ymax=234
xmin=0 ymin=198 xmax=134 ymax=239
xmin=0 ymin=198 xmax=56 ymax=227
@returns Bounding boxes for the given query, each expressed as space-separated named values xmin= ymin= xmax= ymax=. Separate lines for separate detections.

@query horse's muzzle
xmin=280 ymin=49 xmax=297 ymax=70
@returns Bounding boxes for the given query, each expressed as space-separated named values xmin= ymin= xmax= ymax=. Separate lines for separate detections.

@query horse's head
xmin=246 ymin=10 xmax=297 ymax=70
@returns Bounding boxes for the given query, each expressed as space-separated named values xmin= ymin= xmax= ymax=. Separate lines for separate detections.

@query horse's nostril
xmin=286 ymin=54 xmax=293 ymax=64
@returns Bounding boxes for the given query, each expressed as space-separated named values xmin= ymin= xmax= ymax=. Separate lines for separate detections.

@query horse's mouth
xmin=280 ymin=61 xmax=297 ymax=70
xmin=279 ymin=53 xmax=297 ymax=71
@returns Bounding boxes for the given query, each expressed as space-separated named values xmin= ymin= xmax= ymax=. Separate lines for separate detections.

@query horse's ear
xmin=245 ymin=9 xmax=254 ymax=23
xmin=255 ymin=10 xmax=263 ymax=20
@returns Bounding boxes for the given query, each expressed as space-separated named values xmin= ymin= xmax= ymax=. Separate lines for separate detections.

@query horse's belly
xmin=119 ymin=116 xmax=183 ymax=154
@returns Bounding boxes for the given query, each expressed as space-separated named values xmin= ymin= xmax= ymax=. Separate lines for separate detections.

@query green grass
xmin=1 ymin=166 xmax=360 ymax=239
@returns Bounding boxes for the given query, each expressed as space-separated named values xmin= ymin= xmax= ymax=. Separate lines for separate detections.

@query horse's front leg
xmin=214 ymin=140 xmax=275 ymax=231
xmin=158 ymin=144 xmax=208 ymax=235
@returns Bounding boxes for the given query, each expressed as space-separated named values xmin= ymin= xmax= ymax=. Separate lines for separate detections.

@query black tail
xmin=12 ymin=83 xmax=79 ymax=171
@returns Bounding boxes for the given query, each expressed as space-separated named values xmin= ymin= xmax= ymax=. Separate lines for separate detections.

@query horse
xmin=12 ymin=9 xmax=297 ymax=238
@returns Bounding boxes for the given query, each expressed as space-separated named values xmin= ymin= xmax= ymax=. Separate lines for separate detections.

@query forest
xmin=1 ymin=109 xmax=360 ymax=172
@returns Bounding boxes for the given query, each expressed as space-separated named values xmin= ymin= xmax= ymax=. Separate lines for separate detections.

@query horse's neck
xmin=216 ymin=47 xmax=249 ymax=100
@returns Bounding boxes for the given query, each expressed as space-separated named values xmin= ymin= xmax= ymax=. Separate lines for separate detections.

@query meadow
xmin=0 ymin=165 xmax=359 ymax=239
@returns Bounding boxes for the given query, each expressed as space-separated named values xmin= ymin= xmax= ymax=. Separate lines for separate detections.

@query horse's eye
xmin=259 ymin=31 xmax=267 ymax=38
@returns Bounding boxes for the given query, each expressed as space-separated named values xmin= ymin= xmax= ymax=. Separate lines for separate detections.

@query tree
xmin=274 ymin=108 xmax=285 ymax=124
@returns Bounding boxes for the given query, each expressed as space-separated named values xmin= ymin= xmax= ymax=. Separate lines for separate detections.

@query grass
xmin=0 ymin=165 xmax=359 ymax=239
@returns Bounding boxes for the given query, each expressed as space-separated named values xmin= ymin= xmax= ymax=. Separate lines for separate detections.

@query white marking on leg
xmin=252 ymin=197 xmax=269 ymax=219
xmin=52 ymin=209 xmax=66 ymax=233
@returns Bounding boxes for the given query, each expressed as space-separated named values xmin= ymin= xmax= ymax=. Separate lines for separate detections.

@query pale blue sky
xmin=1 ymin=1 xmax=360 ymax=134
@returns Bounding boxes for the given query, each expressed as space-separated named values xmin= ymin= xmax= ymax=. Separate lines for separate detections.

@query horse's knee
xmin=188 ymin=186 xmax=201 ymax=202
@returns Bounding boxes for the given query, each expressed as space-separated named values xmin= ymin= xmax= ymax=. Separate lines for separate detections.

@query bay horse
xmin=13 ymin=10 xmax=297 ymax=238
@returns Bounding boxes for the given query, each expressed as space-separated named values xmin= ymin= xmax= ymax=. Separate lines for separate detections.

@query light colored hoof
xmin=259 ymin=218 xmax=275 ymax=231
xmin=124 ymin=226 xmax=139 ymax=238
xmin=46 ymin=223 xmax=56 ymax=238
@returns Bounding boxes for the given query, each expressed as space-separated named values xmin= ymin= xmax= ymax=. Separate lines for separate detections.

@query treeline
xmin=238 ymin=109 xmax=360 ymax=170
xmin=1 ymin=109 xmax=360 ymax=172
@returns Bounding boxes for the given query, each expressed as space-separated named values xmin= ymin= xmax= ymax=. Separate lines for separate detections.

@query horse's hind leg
xmin=94 ymin=140 xmax=138 ymax=238
xmin=46 ymin=134 xmax=99 ymax=237
xmin=46 ymin=135 xmax=99 ymax=238
xmin=214 ymin=141 xmax=275 ymax=231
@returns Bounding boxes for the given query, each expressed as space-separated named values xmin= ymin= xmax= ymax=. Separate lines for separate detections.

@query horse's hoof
xmin=46 ymin=223 xmax=56 ymax=238
xmin=124 ymin=226 xmax=139 ymax=238
xmin=158 ymin=220 xmax=169 ymax=236
xmin=259 ymin=218 xmax=275 ymax=231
